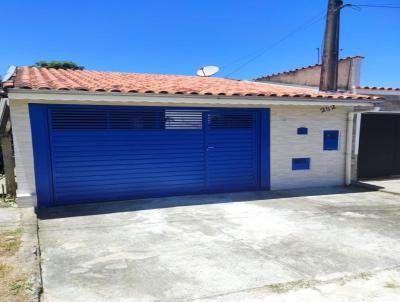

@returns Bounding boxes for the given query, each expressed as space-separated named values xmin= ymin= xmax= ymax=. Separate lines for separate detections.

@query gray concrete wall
xmin=375 ymin=95 xmax=400 ymax=111
xmin=354 ymin=89 xmax=400 ymax=112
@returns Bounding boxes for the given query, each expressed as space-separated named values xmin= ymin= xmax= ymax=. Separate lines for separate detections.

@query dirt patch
xmin=266 ymin=279 xmax=319 ymax=294
xmin=384 ymin=279 xmax=400 ymax=288
xmin=0 ymin=263 xmax=12 ymax=278
xmin=0 ymin=266 xmax=31 ymax=302
xmin=0 ymin=228 xmax=22 ymax=257
xmin=258 ymin=268 xmax=399 ymax=295
xmin=0 ymin=227 xmax=33 ymax=301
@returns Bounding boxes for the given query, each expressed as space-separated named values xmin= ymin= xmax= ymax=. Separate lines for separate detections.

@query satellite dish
xmin=196 ymin=66 xmax=219 ymax=77
xmin=1 ymin=65 xmax=16 ymax=82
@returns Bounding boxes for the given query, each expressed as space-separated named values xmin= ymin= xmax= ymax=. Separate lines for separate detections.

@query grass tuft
xmin=0 ymin=195 xmax=17 ymax=208
xmin=9 ymin=279 xmax=32 ymax=296
xmin=384 ymin=280 xmax=400 ymax=288
xmin=357 ymin=272 xmax=372 ymax=280
xmin=267 ymin=279 xmax=318 ymax=293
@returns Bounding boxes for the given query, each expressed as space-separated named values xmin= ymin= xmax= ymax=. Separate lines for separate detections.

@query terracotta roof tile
xmin=1 ymin=66 xmax=379 ymax=100
xmin=357 ymin=86 xmax=400 ymax=91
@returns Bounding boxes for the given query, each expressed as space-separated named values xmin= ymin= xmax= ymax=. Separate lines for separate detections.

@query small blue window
xmin=297 ymin=127 xmax=308 ymax=135
xmin=292 ymin=158 xmax=310 ymax=170
xmin=323 ymin=130 xmax=339 ymax=151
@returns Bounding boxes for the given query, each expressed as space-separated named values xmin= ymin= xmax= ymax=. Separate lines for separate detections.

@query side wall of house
xmin=270 ymin=105 xmax=349 ymax=189
xmin=9 ymin=100 xmax=37 ymax=206
xmin=9 ymin=100 xmax=350 ymax=206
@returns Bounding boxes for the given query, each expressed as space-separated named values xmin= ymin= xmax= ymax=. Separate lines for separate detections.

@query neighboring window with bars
xmin=208 ymin=113 xmax=253 ymax=129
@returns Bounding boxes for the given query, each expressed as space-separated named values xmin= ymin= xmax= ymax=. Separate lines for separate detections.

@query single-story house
xmin=0 ymin=66 xmax=379 ymax=207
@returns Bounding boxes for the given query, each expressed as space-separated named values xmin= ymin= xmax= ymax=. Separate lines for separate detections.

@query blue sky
xmin=1 ymin=0 xmax=399 ymax=87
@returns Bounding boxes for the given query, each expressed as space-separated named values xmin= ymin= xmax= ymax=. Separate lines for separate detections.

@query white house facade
xmin=1 ymin=67 xmax=378 ymax=207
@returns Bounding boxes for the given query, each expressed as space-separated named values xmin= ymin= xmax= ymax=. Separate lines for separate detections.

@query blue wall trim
xmin=29 ymin=104 xmax=54 ymax=206
xmin=297 ymin=127 xmax=308 ymax=135
xmin=323 ymin=130 xmax=339 ymax=151
xmin=292 ymin=158 xmax=311 ymax=170
xmin=260 ymin=109 xmax=270 ymax=190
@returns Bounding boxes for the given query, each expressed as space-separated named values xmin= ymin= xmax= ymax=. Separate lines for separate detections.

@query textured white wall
xmin=9 ymin=100 xmax=350 ymax=207
xmin=9 ymin=100 xmax=37 ymax=206
xmin=270 ymin=105 xmax=349 ymax=190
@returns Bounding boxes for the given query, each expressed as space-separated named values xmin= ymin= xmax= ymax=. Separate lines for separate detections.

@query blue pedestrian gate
xmin=30 ymin=105 xmax=270 ymax=206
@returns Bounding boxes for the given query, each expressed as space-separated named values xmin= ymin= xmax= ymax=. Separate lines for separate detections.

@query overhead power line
xmin=346 ymin=4 xmax=400 ymax=8
xmin=222 ymin=11 xmax=327 ymax=78
xmin=221 ymin=2 xmax=399 ymax=78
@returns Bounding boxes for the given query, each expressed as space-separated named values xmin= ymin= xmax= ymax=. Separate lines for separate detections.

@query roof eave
xmin=7 ymin=88 xmax=379 ymax=107
xmin=355 ymin=87 xmax=400 ymax=96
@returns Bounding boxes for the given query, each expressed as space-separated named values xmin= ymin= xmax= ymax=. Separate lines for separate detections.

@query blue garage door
xmin=30 ymin=105 xmax=269 ymax=206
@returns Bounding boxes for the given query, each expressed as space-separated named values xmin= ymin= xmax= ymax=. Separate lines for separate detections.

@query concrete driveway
xmin=359 ymin=177 xmax=400 ymax=195
xmin=38 ymin=187 xmax=400 ymax=302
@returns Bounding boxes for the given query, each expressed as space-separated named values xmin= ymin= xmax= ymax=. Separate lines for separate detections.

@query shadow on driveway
xmin=37 ymin=185 xmax=372 ymax=220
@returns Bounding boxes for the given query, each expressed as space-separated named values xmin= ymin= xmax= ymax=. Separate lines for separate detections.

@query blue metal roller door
xmin=31 ymin=105 xmax=269 ymax=206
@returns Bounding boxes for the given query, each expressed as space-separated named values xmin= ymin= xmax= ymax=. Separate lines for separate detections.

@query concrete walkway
xmin=0 ymin=206 xmax=19 ymax=231
xmin=38 ymin=187 xmax=400 ymax=302
xmin=358 ymin=177 xmax=400 ymax=195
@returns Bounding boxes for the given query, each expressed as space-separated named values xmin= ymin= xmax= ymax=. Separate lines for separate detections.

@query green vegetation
xmin=0 ymin=267 xmax=31 ymax=301
xmin=384 ymin=280 xmax=400 ymax=288
xmin=9 ymin=279 xmax=32 ymax=296
xmin=263 ymin=271 xmax=382 ymax=295
xmin=32 ymin=60 xmax=84 ymax=70
xmin=357 ymin=272 xmax=372 ymax=280
xmin=0 ymin=195 xmax=17 ymax=208
xmin=266 ymin=279 xmax=318 ymax=293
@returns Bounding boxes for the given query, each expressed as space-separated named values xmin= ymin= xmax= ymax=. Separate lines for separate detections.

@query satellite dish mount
xmin=196 ymin=66 xmax=219 ymax=77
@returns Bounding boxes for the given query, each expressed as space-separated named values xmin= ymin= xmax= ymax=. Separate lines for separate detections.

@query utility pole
xmin=319 ymin=0 xmax=343 ymax=91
